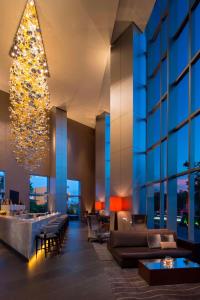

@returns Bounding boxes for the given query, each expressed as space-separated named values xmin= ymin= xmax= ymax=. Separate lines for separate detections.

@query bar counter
xmin=0 ymin=213 xmax=60 ymax=260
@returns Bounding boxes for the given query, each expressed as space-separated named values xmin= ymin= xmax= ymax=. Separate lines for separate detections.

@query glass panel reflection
xmin=191 ymin=3 xmax=200 ymax=57
xmin=29 ymin=175 xmax=48 ymax=213
xmin=191 ymin=59 xmax=200 ymax=113
xmin=153 ymin=183 xmax=160 ymax=229
xmin=177 ymin=175 xmax=189 ymax=240
xmin=67 ymin=180 xmax=81 ymax=216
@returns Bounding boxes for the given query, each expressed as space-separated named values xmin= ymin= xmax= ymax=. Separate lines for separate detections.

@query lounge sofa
xmin=108 ymin=229 xmax=192 ymax=268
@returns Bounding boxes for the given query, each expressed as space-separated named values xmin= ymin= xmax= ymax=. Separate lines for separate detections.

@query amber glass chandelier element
xmin=9 ymin=0 xmax=50 ymax=171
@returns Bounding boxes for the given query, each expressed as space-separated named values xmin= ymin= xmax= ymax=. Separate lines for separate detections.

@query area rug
xmin=92 ymin=243 xmax=200 ymax=300
xmin=92 ymin=242 xmax=113 ymax=261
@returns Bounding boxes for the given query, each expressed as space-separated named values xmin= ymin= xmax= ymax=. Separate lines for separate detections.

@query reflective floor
xmin=0 ymin=221 xmax=115 ymax=300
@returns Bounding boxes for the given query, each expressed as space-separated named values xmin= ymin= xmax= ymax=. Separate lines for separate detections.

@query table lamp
xmin=95 ymin=201 xmax=105 ymax=212
xmin=110 ymin=196 xmax=131 ymax=230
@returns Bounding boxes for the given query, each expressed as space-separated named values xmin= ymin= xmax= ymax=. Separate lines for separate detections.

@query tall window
xmin=29 ymin=175 xmax=48 ymax=213
xmin=0 ymin=171 xmax=5 ymax=202
xmin=67 ymin=180 xmax=81 ymax=216
xmin=144 ymin=0 xmax=200 ymax=241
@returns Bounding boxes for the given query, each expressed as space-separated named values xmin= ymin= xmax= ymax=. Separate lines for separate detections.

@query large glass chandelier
xmin=9 ymin=0 xmax=50 ymax=171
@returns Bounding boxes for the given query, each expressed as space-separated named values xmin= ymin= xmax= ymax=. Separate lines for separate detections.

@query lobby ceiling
xmin=0 ymin=0 xmax=155 ymax=127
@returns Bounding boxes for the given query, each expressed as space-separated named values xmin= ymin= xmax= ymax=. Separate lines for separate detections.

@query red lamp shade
xmin=110 ymin=196 xmax=131 ymax=212
xmin=95 ymin=201 xmax=105 ymax=211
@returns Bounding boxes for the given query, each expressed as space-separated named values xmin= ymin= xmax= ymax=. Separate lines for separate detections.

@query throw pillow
xmin=160 ymin=241 xmax=177 ymax=249
xmin=161 ymin=234 xmax=175 ymax=242
xmin=147 ymin=234 xmax=161 ymax=248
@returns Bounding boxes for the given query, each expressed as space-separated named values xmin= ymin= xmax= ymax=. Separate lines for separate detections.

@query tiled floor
xmin=0 ymin=221 xmax=115 ymax=300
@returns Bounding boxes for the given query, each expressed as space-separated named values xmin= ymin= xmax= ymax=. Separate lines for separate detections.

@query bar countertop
xmin=0 ymin=213 xmax=60 ymax=260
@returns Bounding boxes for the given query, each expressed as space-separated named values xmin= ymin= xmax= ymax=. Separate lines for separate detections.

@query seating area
xmin=0 ymin=0 xmax=200 ymax=299
xmin=108 ymin=229 xmax=193 ymax=268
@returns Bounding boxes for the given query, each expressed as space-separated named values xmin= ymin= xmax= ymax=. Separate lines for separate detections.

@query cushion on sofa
xmin=161 ymin=234 xmax=175 ymax=242
xmin=160 ymin=241 xmax=177 ymax=249
xmin=147 ymin=234 xmax=161 ymax=248
xmin=110 ymin=231 xmax=148 ymax=248
xmin=148 ymin=229 xmax=177 ymax=241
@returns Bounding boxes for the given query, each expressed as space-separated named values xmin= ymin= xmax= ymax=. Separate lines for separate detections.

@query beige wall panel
xmin=121 ymin=111 xmax=133 ymax=150
xmin=110 ymin=117 xmax=121 ymax=154
xmin=110 ymin=46 xmax=121 ymax=122
xmin=120 ymin=28 xmax=133 ymax=116
xmin=67 ymin=118 xmax=95 ymax=213
xmin=120 ymin=75 xmax=133 ymax=116
xmin=96 ymin=178 xmax=106 ymax=202
xmin=120 ymin=147 xmax=133 ymax=197
xmin=110 ymin=150 xmax=121 ymax=195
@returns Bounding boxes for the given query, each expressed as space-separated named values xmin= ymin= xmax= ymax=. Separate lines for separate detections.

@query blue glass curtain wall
xmin=145 ymin=0 xmax=200 ymax=241
xmin=133 ymin=31 xmax=147 ymax=213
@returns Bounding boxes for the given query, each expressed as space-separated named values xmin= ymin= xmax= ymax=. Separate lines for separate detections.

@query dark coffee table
xmin=138 ymin=258 xmax=200 ymax=285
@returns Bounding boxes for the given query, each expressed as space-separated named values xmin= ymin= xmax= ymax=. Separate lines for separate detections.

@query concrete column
xmin=110 ymin=26 xmax=134 ymax=202
xmin=110 ymin=25 xmax=146 ymax=214
xmin=49 ymin=107 xmax=67 ymax=213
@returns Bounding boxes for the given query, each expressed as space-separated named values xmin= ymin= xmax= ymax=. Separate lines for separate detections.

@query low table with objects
xmin=138 ymin=257 xmax=200 ymax=285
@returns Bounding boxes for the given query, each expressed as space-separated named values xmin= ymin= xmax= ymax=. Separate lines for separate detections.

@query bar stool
xmin=35 ymin=224 xmax=60 ymax=258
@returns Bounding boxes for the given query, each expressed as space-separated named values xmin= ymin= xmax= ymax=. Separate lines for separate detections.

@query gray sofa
xmin=108 ymin=229 xmax=192 ymax=268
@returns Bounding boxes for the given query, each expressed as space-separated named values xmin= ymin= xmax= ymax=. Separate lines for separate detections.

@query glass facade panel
xmin=191 ymin=3 xmax=200 ymax=57
xmin=161 ymin=140 xmax=167 ymax=179
xmin=161 ymin=100 xmax=167 ymax=138
xmin=161 ymin=59 xmax=167 ymax=96
xmin=147 ymin=145 xmax=160 ymax=182
xmin=168 ymin=125 xmax=189 ymax=176
xmin=161 ymin=18 xmax=168 ymax=57
xmin=67 ymin=180 xmax=81 ymax=196
xmin=148 ymin=69 xmax=160 ymax=111
xmin=169 ymin=73 xmax=189 ymax=130
xmin=191 ymin=172 xmax=200 ymax=242
xmin=147 ymin=107 xmax=160 ymax=147
xmin=147 ymin=183 xmax=160 ymax=229
xmin=154 ymin=183 xmax=161 ymax=229
xmin=144 ymin=0 xmax=200 ymax=242
xmin=177 ymin=175 xmax=189 ymax=240
xmin=177 ymin=125 xmax=189 ymax=174
xmin=67 ymin=180 xmax=81 ymax=216
xmin=170 ymin=23 xmax=189 ymax=82
xmin=191 ymin=115 xmax=200 ymax=169
xmin=163 ymin=181 xmax=167 ymax=228
xmin=29 ymin=175 xmax=48 ymax=213
xmin=191 ymin=59 xmax=200 ymax=112
xmin=169 ymin=0 xmax=189 ymax=37
xmin=146 ymin=1 xmax=161 ymax=41
xmin=0 ymin=171 xmax=5 ymax=202
xmin=160 ymin=0 xmax=168 ymax=16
